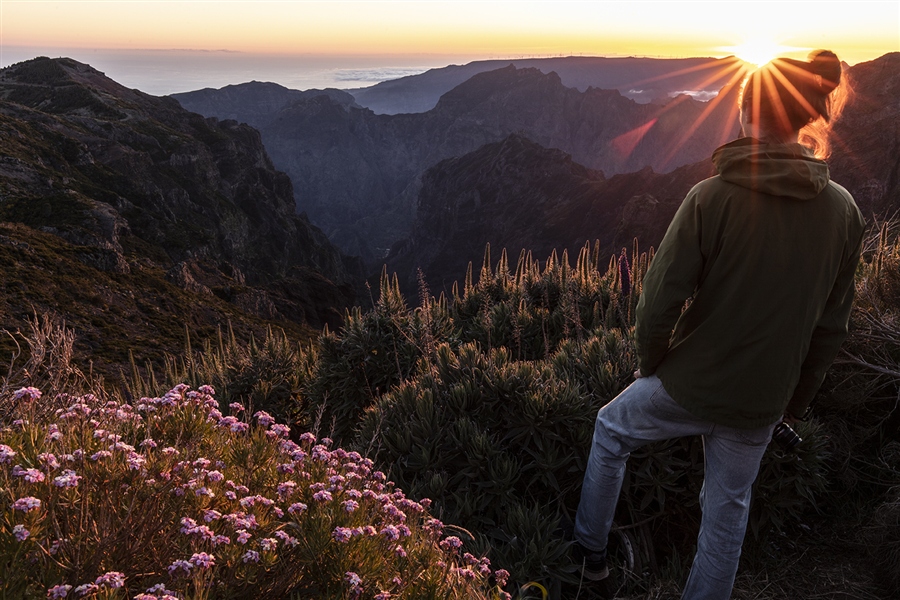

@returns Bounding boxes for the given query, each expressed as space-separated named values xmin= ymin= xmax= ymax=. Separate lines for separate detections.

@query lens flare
xmin=722 ymin=38 xmax=797 ymax=68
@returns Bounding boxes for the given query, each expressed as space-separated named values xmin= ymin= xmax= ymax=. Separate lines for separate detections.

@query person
xmin=573 ymin=50 xmax=865 ymax=599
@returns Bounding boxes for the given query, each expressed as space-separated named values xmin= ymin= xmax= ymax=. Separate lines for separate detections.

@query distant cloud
xmin=332 ymin=67 xmax=430 ymax=83
xmin=669 ymin=90 xmax=719 ymax=101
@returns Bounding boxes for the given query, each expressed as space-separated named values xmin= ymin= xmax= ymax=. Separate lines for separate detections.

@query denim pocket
xmin=645 ymin=377 xmax=683 ymax=415
xmin=730 ymin=423 xmax=776 ymax=446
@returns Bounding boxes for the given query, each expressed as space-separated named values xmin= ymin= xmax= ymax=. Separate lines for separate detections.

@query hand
xmin=782 ymin=412 xmax=800 ymax=426
xmin=634 ymin=369 xmax=644 ymax=379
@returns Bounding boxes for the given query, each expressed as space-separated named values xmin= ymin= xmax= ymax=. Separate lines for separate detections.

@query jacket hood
xmin=712 ymin=138 xmax=830 ymax=200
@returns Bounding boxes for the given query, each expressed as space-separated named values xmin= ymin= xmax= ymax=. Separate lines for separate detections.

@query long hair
xmin=740 ymin=50 xmax=851 ymax=159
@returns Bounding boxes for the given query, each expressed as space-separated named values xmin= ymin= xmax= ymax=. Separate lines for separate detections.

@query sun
xmin=722 ymin=38 xmax=795 ymax=68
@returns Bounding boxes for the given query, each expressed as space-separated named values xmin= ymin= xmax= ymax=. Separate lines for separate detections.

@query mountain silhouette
xmin=348 ymin=55 xmax=743 ymax=114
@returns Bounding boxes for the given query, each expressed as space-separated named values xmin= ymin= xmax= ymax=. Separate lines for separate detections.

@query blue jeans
xmin=574 ymin=376 xmax=776 ymax=600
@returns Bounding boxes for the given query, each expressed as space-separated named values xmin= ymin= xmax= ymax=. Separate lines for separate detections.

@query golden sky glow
xmin=2 ymin=1 xmax=897 ymax=65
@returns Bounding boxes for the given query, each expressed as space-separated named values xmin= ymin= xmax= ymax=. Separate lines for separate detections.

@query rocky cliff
xmin=829 ymin=53 xmax=900 ymax=217
xmin=0 ymin=57 xmax=361 ymax=374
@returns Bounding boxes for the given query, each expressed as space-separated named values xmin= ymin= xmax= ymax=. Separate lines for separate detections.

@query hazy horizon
xmin=0 ymin=46 xmax=470 ymax=95
xmin=0 ymin=46 xmax=766 ymax=97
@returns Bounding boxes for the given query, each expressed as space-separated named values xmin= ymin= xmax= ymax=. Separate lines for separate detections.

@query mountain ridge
xmin=348 ymin=55 xmax=743 ymax=114
xmin=174 ymin=53 xmax=899 ymax=273
xmin=0 ymin=56 xmax=362 ymax=375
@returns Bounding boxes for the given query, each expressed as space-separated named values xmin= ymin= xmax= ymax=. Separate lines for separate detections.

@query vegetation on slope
xmin=0 ymin=350 xmax=503 ymax=599
xmin=2 ymin=227 xmax=898 ymax=598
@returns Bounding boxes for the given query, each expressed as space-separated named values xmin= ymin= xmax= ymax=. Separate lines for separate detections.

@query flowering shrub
xmin=0 ymin=385 xmax=503 ymax=599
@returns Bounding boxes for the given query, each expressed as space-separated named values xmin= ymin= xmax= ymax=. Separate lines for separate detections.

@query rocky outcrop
xmin=0 ymin=57 xmax=363 ymax=374
xmin=385 ymin=134 xmax=715 ymax=294
xmin=0 ymin=57 xmax=361 ymax=285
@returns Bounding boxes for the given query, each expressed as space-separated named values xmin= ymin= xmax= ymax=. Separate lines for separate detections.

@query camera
xmin=772 ymin=422 xmax=802 ymax=451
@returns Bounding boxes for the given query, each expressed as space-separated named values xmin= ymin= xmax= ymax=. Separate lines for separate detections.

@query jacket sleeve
xmin=635 ymin=190 xmax=705 ymax=376
xmin=786 ymin=225 xmax=864 ymax=417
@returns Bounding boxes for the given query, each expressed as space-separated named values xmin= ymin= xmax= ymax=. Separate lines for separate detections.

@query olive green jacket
xmin=635 ymin=138 xmax=865 ymax=429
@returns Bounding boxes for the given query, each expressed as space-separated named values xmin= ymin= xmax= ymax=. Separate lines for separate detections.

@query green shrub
xmin=297 ymin=274 xmax=430 ymax=443
xmin=446 ymin=243 xmax=647 ymax=360
xmin=865 ymin=482 xmax=900 ymax=590
xmin=128 ymin=324 xmax=307 ymax=426
xmin=355 ymin=340 xmax=594 ymax=588
xmin=817 ymin=222 xmax=900 ymax=591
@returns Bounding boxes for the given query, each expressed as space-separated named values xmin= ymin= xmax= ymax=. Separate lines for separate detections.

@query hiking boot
xmin=573 ymin=541 xmax=609 ymax=581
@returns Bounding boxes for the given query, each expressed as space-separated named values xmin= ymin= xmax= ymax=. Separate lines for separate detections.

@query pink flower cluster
xmin=13 ymin=387 xmax=42 ymax=402
xmin=3 ymin=384 xmax=501 ymax=599
xmin=133 ymin=583 xmax=179 ymax=600
xmin=11 ymin=496 xmax=41 ymax=512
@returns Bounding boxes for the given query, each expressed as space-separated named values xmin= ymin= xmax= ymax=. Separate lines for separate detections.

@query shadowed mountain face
xmin=829 ymin=53 xmax=900 ymax=217
xmin=384 ymin=134 xmax=715 ymax=294
xmin=176 ymin=63 xmax=744 ymax=264
xmin=349 ymin=56 xmax=743 ymax=114
xmin=0 ymin=57 xmax=362 ymax=373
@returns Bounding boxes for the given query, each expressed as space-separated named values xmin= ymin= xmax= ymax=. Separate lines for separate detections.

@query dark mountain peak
xmin=843 ymin=51 xmax=899 ymax=95
xmin=283 ymin=90 xmax=361 ymax=114
xmin=0 ymin=56 xmax=185 ymax=122
xmin=432 ymin=132 xmax=603 ymax=184
xmin=172 ymin=83 xmax=359 ymax=130
xmin=1 ymin=57 xmax=128 ymax=119
xmin=386 ymin=133 xmax=715 ymax=293
xmin=434 ymin=65 xmax=565 ymax=113
xmin=384 ymin=134 xmax=608 ymax=291
xmin=351 ymin=55 xmax=744 ymax=115
xmin=1 ymin=56 xmax=116 ymax=86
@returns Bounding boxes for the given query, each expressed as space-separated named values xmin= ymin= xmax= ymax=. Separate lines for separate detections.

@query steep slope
xmin=177 ymin=64 xmax=742 ymax=263
xmin=0 ymin=57 xmax=361 ymax=375
xmin=385 ymin=134 xmax=715 ymax=293
xmin=349 ymin=55 xmax=742 ymax=114
xmin=829 ymin=52 xmax=900 ymax=217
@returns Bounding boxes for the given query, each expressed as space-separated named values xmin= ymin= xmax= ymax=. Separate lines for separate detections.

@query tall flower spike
xmin=479 ymin=243 xmax=492 ymax=286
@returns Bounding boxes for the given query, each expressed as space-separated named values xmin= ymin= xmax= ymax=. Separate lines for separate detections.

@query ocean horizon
xmin=0 ymin=47 xmax=513 ymax=96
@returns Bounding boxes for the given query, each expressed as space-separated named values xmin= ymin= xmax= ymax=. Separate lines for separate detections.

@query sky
xmin=1 ymin=1 xmax=897 ymax=94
